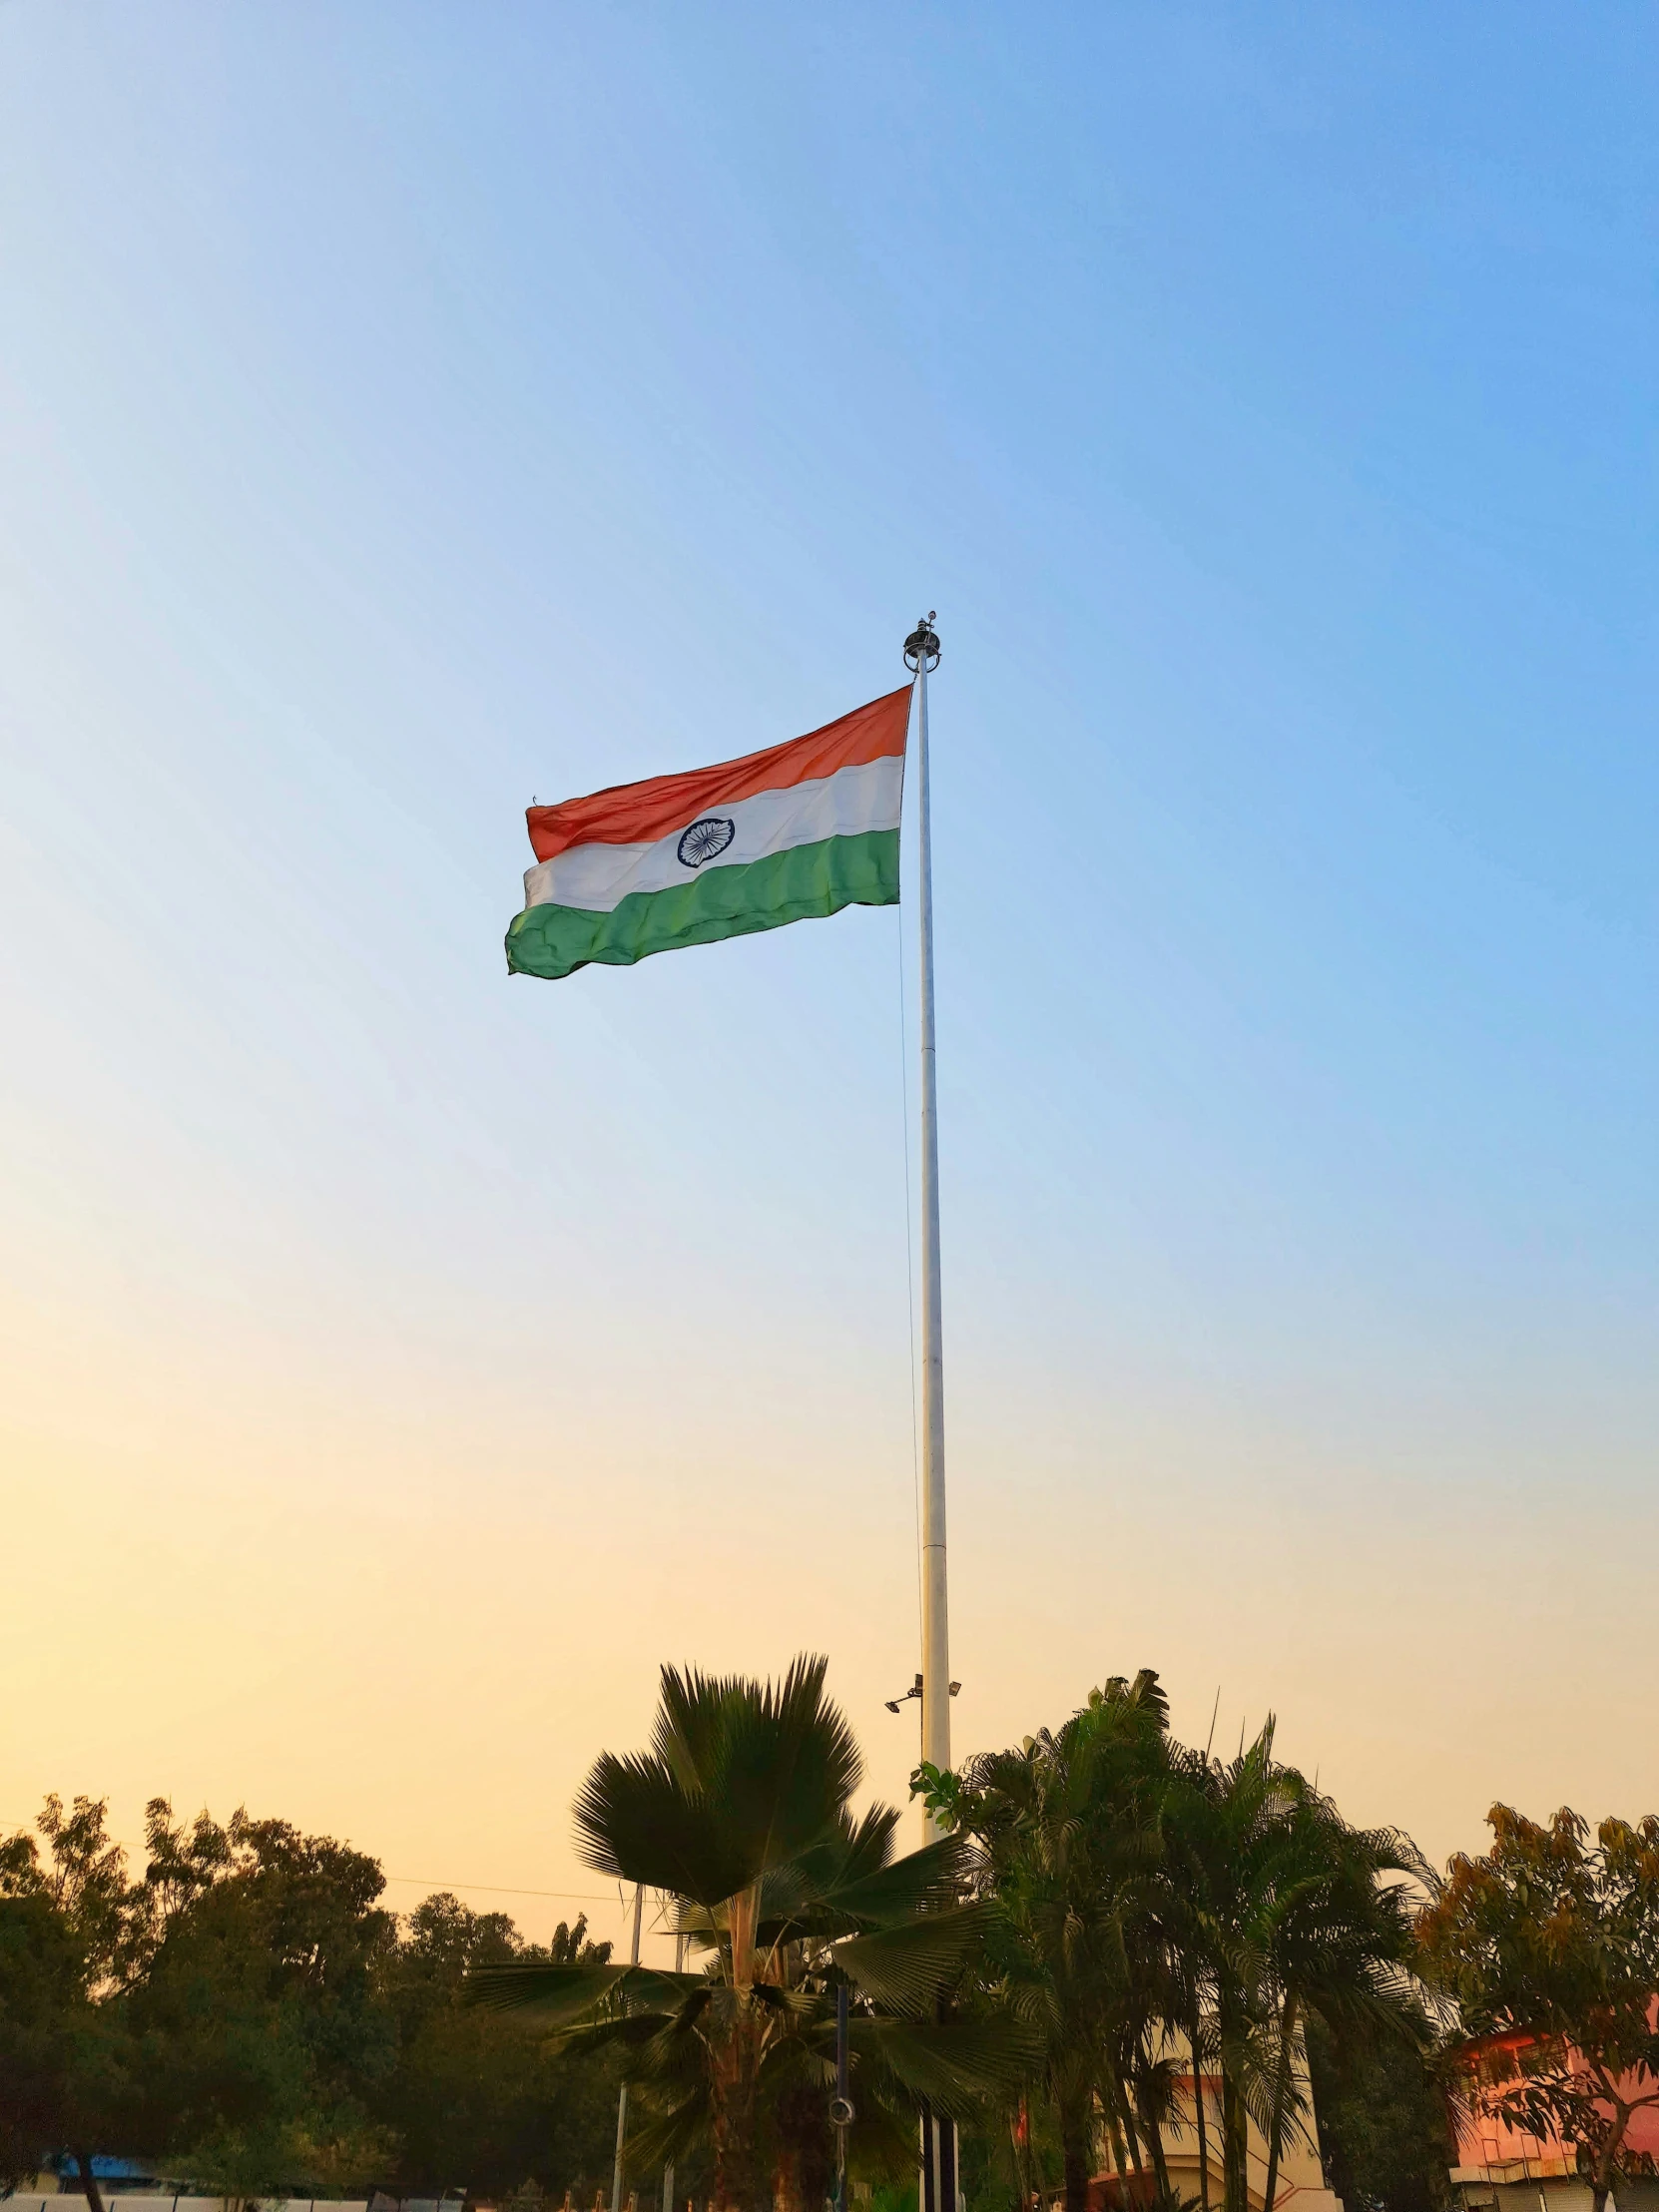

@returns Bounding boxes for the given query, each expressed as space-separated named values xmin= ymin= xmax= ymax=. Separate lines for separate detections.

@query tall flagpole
xmin=904 ymin=614 xmax=950 ymax=1832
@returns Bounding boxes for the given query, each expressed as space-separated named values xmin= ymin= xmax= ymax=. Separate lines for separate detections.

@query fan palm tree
xmin=470 ymin=1656 xmax=1027 ymax=2212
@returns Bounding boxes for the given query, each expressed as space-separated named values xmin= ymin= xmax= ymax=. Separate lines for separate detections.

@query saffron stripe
xmin=525 ymin=687 xmax=911 ymax=862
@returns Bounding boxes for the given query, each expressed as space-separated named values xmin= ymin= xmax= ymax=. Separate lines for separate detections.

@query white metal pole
xmin=909 ymin=615 xmax=950 ymax=1828
xmin=611 ymin=1883 xmax=644 ymax=2212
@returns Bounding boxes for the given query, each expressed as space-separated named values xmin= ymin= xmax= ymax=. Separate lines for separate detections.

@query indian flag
xmin=506 ymin=685 xmax=911 ymax=981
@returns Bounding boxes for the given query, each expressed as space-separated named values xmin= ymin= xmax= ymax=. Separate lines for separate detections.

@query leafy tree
xmin=1304 ymin=2011 xmax=1453 ymax=2212
xmin=471 ymin=1656 xmax=1032 ymax=2212
xmin=1 ymin=1786 xmax=647 ymax=2206
xmin=373 ymin=1895 xmax=621 ymax=2198
xmin=0 ymin=1885 xmax=105 ymax=2195
xmin=26 ymin=1797 xmax=134 ymax=1984
xmin=0 ymin=1797 xmax=139 ymax=2212
xmin=122 ymin=1798 xmax=399 ymax=2196
xmin=1416 ymin=1806 xmax=1659 ymax=2212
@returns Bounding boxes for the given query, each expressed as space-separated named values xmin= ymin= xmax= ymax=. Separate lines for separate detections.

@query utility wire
xmin=383 ymin=1877 xmax=614 ymax=1901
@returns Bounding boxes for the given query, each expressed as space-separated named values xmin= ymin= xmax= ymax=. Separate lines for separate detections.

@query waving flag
xmin=506 ymin=686 xmax=910 ymax=981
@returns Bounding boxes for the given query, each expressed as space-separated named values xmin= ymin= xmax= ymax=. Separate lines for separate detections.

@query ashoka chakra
xmin=677 ymin=816 xmax=737 ymax=868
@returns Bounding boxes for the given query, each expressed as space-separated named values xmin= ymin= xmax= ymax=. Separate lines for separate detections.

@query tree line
xmin=6 ymin=1659 xmax=1655 ymax=2212
xmin=468 ymin=1661 xmax=1452 ymax=2212
xmin=0 ymin=1795 xmax=628 ymax=2205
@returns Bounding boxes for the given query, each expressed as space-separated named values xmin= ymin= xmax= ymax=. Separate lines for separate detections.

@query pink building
xmin=1450 ymin=2031 xmax=1659 ymax=2212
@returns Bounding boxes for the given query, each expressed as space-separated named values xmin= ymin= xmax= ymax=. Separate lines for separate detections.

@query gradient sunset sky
xmin=4 ymin=5 xmax=1658 ymax=1960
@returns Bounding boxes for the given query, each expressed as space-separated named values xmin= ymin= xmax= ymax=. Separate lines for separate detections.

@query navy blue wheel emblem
xmin=677 ymin=816 xmax=737 ymax=868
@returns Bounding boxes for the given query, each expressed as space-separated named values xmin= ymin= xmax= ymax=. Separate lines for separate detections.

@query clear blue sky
xmin=3 ymin=4 xmax=1655 ymax=1938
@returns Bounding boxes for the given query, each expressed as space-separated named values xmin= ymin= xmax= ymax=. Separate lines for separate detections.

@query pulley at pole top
xmin=903 ymin=613 xmax=941 ymax=672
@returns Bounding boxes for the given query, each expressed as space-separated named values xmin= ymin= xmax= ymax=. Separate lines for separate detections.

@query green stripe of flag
xmin=506 ymin=828 xmax=899 ymax=981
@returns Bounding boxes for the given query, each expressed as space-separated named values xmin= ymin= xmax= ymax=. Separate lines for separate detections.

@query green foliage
xmin=1416 ymin=1805 xmax=1659 ymax=2212
xmin=121 ymin=1800 xmax=398 ymax=2191
xmin=0 ymin=1793 xmax=627 ymax=2203
xmin=0 ymin=1886 xmax=110 ymax=2191
xmin=23 ymin=1666 xmax=1607 ymax=2212
xmin=571 ymin=1656 xmax=865 ymax=1910
xmin=929 ymin=1671 xmax=1173 ymax=2212
xmin=921 ymin=1677 xmax=1431 ymax=2212
xmin=0 ymin=1795 xmax=138 ymax=2202
xmin=473 ymin=1656 xmax=1034 ymax=2212
xmin=374 ymin=1894 xmax=622 ymax=2197
xmin=955 ymin=2104 xmax=1063 ymax=2212
xmin=1157 ymin=1728 xmax=1431 ymax=2212
xmin=1304 ymin=2010 xmax=1453 ymax=2212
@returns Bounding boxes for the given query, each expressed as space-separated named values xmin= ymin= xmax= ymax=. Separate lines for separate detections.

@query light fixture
xmin=883 ymin=1673 xmax=923 ymax=1714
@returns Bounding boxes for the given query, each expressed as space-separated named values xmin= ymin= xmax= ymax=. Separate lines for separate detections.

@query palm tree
xmin=1263 ymin=1799 xmax=1430 ymax=2212
xmin=470 ymin=1656 xmax=1027 ymax=2212
xmin=924 ymin=1670 xmax=1174 ymax=2212
xmin=1159 ymin=1725 xmax=1430 ymax=2212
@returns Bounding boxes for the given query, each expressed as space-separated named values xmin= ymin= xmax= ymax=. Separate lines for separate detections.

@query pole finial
xmin=903 ymin=613 xmax=940 ymax=672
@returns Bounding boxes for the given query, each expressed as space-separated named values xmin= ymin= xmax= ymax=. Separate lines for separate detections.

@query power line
xmin=383 ymin=1876 xmax=615 ymax=1901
